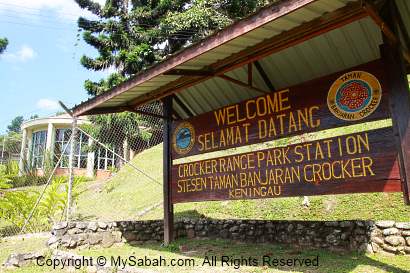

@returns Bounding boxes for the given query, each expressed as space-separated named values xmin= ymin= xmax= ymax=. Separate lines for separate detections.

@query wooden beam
xmin=173 ymin=95 xmax=195 ymax=117
xmin=247 ymin=63 xmax=253 ymax=87
xmin=164 ymin=69 xmax=214 ymax=76
xmin=162 ymin=96 xmax=174 ymax=244
xmin=127 ymin=1 xmax=367 ymax=107
xmin=84 ymin=106 xmax=167 ymax=119
xmin=218 ymin=75 xmax=269 ymax=94
xmin=364 ymin=1 xmax=410 ymax=65
xmin=254 ymin=60 xmax=275 ymax=91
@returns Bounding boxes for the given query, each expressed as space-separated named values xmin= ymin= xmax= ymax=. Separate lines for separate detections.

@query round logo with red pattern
xmin=327 ymin=71 xmax=382 ymax=121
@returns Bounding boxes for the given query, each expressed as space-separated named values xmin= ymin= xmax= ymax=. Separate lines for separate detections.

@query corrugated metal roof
xmin=72 ymin=0 xmax=409 ymax=117
xmin=175 ymin=16 xmax=382 ymax=118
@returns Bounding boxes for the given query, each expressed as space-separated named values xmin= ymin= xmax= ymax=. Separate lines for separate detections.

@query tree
xmin=76 ymin=0 xmax=265 ymax=95
xmin=7 ymin=116 xmax=24 ymax=133
xmin=75 ymin=0 xmax=266 ymax=160
xmin=0 ymin=37 xmax=7 ymax=54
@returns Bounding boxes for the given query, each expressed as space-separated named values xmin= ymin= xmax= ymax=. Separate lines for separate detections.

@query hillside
xmin=74 ymin=141 xmax=410 ymax=222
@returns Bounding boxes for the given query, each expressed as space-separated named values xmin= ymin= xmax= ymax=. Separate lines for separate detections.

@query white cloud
xmin=36 ymin=99 xmax=60 ymax=111
xmin=0 ymin=0 xmax=107 ymax=21
xmin=3 ymin=45 xmax=37 ymax=62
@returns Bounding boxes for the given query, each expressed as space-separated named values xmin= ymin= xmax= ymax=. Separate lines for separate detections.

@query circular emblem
xmin=172 ymin=122 xmax=195 ymax=155
xmin=327 ymin=71 xmax=382 ymax=121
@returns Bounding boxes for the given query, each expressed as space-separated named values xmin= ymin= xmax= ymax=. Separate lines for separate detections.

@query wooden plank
xmin=171 ymin=127 xmax=401 ymax=203
xmin=254 ymin=60 xmax=276 ymax=91
xmin=171 ymin=60 xmax=391 ymax=159
xmin=163 ymin=96 xmax=174 ymax=244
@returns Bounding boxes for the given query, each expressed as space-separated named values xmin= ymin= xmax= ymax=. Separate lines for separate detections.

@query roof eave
xmin=72 ymin=0 xmax=319 ymax=117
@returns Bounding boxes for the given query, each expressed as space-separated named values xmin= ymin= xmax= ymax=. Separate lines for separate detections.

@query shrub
xmin=0 ymin=176 xmax=85 ymax=233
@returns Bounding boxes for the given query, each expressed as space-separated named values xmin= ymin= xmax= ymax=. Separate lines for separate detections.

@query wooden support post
xmin=381 ymin=43 xmax=410 ymax=204
xmin=380 ymin=1 xmax=410 ymax=204
xmin=248 ymin=63 xmax=253 ymax=87
xmin=162 ymin=96 xmax=174 ymax=244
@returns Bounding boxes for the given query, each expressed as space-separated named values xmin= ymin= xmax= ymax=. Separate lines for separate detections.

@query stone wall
xmin=48 ymin=220 xmax=410 ymax=255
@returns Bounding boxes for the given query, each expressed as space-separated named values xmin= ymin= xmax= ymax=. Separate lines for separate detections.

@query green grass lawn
xmin=76 ymin=238 xmax=410 ymax=273
xmin=0 ymin=235 xmax=56 ymax=273
xmin=1 ymin=238 xmax=409 ymax=272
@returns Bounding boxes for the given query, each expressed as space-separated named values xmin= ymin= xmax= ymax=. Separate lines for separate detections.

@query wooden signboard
xmin=171 ymin=60 xmax=390 ymax=160
xmin=170 ymin=59 xmax=402 ymax=204
xmin=171 ymin=128 xmax=401 ymax=203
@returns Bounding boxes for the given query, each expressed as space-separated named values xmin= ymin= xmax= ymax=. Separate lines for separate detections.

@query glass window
xmin=96 ymin=147 xmax=116 ymax=170
xmin=54 ymin=129 xmax=89 ymax=169
xmin=31 ymin=130 xmax=47 ymax=169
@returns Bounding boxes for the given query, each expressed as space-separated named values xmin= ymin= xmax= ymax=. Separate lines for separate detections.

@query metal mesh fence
xmin=0 ymin=102 xmax=164 ymax=237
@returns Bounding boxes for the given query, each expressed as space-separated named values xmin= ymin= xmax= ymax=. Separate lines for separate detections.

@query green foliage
xmin=7 ymin=116 xmax=24 ymax=133
xmin=0 ymin=164 xmax=12 ymax=190
xmin=0 ymin=176 xmax=85 ymax=232
xmin=75 ymin=0 xmax=267 ymax=95
xmin=9 ymin=175 xmax=45 ymax=188
xmin=0 ymin=37 xmax=7 ymax=54
xmin=0 ymin=190 xmax=40 ymax=229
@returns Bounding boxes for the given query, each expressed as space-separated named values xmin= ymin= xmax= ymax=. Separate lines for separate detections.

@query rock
xmin=112 ymin=231 xmax=122 ymax=243
xmin=371 ymin=237 xmax=384 ymax=245
xmin=371 ymin=242 xmax=380 ymax=253
xmin=326 ymin=234 xmax=338 ymax=245
xmin=187 ymin=229 xmax=195 ymax=239
xmin=383 ymin=228 xmax=399 ymax=236
xmin=366 ymin=243 xmax=374 ymax=254
xmin=265 ymin=222 xmax=274 ymax=228
xmin=375 ymin=221 xmax=395 ymax=228
xmin=382 ymin=244 xmax=397 ymax=253
xmin=405 ymin=237 xmax=410 ymax=246
xmin=340 ymin=221 xmax=354 ymax=228
xmin=47 ymin=236 xmax=59 ymax=246
xmin=324 ymin=221 xmax=339 ymax=227
xmin=404 ymin=246 xmax=410 ymax=254
xmin=402 ymin=231 xmax=410 ymax=236
xmin=340 ymin=233 xmax=349 ymax=240
xmin=122 ymin=231 xmax=138 ymax=242
xmin=68 ymin=228 xmax=82 ymax=235
xmin=101 ymin=233 xmax=115 ymax=248
xmin=76 ymin=222 xmax=88 ymax=229
xmin=88 ymin=233 xmax=103 ymax=245
xmin=385 ymin=236 xmax=405 ymax=246
xmin=355 ymin=228 xmax=366 ymax=235
xmin=98 ymin=222 xmax=108 ymax=229
xmin=3 ymin=252 xmax=44 ymax=268
xmin=88 ymin=222 xmax=98 ymax=232
xmin=395 ymin=222 xmax=410 ymax=229
xmin=229 ymin=226 xmax=239 ymax=233
xmin=53 ymin=222 xmax=68 ymax=230
xmin=370 ymin=229 xmax=382 ymax=237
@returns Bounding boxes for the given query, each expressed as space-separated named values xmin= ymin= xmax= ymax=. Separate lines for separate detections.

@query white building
xmin=19 ymin=114 xmax=114 ymax=179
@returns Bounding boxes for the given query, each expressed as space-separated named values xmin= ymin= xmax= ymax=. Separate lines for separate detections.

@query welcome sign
xmin=170 ymin=60 xmax=402 ymax=203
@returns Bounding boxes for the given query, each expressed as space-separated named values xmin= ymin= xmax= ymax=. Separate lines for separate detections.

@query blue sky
xmin=0 ymin=0 xmax=107 ymax=133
